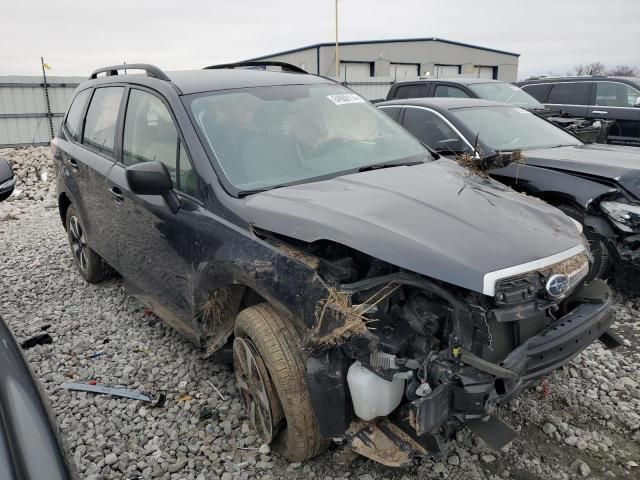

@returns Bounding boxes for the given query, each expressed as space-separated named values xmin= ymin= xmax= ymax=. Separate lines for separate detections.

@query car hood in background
xmin=245 ymin=159 xmax=584 ymax=295
xmin=523 ymin=144 xmax=640 ymax=198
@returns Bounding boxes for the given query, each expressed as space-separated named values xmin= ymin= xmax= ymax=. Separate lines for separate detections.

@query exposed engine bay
xmin=263 ymin=233 xmax=614 ymax=466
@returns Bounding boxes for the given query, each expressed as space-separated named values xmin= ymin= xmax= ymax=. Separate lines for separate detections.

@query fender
xmin=490 ymin=163 xmax=618 ymax=210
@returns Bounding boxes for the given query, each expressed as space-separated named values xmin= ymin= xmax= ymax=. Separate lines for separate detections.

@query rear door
xmin=589 ymin=81 xmax=640 ymax=146
xmin=107 ymin=87 xmax=203 ymax=334
xmin=58 ymin=86 xmax=124 ymax=265
xmin=545 ymin=81 xmax=591 ymax=117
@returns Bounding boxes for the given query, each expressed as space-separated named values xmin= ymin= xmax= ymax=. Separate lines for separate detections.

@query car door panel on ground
xmin=589 ymin=81 xmax=640 ymax=146
xmin=107 ymin=87 xmax=203 ymax=335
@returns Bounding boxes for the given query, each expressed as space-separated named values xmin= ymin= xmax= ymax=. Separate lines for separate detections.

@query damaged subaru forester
xmin=53 ymin=62 xmax=614 ymax=466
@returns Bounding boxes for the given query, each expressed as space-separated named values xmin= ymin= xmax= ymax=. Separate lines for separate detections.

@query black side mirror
xmin=126 ymin=161 xmax=180 ymax=213
xmin=0 ymin=157 xmax=16 ymax=203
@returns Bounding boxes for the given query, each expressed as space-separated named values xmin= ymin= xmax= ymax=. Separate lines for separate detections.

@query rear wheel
xmin=65 ymin=206 xmax=110 ymax=283
xmin=556 ymin=203 xmax=611 ymax=281
xmin=233 ymin=303 xmax=328 ymax=462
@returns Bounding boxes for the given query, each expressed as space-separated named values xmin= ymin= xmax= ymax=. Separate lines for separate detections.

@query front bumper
xmin=502 ymin=280 xmax=612 ymax=382
xmin=411 ymin=280 xmax=613 ymax=435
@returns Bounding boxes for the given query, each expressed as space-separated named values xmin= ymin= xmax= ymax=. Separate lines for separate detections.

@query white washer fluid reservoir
xmin=347 ymin=360 xmax=405 ymax=421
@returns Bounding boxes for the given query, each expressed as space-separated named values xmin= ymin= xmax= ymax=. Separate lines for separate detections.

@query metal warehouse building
xmin=248 ymin=37 xmax=519 ymax=99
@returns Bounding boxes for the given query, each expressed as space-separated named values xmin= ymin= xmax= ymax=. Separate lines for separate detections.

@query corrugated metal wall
xmin=0 ymin=75 xmax=83 ymax=147
xmin=338 ymin=76 xmax=419 ymax=101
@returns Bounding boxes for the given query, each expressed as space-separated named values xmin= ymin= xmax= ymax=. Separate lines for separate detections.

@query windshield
xmin=452 ymin=106 xmax=582 ymax=151
xmin=468 ymin=82 xmax=544 ymax=109
xmin=187 ymin=84 xmax=428 ymax=193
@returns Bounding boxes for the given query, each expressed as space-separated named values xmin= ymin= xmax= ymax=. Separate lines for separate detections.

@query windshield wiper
xmin=358 ymin=159 xmax=425 ymax=172
xmin=237 ymin=185 xmax=289 ymax=198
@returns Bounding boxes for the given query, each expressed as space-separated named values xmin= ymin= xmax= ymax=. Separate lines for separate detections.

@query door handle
xmin=67 ymin=157 xmax=79 ymax=170
xmin=591 ymin=110 xmax=608 ymax=115
xmin=110 ymin=186 xmax=125 ymax=203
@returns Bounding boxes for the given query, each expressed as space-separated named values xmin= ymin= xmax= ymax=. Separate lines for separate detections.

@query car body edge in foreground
xmin=0 ymin=316 xmax=78 ymax=480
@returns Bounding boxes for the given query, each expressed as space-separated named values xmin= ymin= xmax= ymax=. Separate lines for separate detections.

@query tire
xmin=65 ymin=206 xmax=110 ymax=284
xmin=556 ymin=203 xmax=611 ymax=281
xmin=233 ymin=303 xmax=329 ymax=462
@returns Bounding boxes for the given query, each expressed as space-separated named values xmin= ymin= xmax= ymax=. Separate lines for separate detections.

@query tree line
xmin=573 ymin=62 xmax=638 ymax=76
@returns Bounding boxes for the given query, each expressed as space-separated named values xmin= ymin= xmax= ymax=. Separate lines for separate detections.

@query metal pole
xmin=335 ymin=0 xmax=340 ymax=79
xmin=41 ymin=56 xmax=54 ymax=141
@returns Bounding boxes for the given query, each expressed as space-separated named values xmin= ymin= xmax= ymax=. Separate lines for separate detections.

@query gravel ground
xmin=1 ymin=147 xmax=639 ymax=480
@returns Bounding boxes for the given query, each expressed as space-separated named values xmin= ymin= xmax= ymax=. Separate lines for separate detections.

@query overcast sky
xmin=1 ymin=0 xmax=638 ymax=79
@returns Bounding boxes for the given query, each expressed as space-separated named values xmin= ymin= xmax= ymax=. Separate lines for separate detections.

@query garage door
xmin=476 ymin=66 xmax=496 ymax=79
xmin=340 ymin=62 xmax=371 ymax=80
xmin=391 ymin=63 xmax=419 ymax=80
xmin=435 ymin=65 xmax=460 ymax=78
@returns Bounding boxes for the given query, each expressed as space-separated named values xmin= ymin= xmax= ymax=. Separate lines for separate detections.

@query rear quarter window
xmin=547 ymin=82 xmax=591 ymax=105
xmin=521 ymin=84 xmax=550 ymax=103
xmin=380 ymin=106 xmax=402 ymax=122
xmin=64 ymin=89 xmax=91 ymax=142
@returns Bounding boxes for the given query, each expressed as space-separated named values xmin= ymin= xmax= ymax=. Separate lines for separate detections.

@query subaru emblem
xmin=546 ymin=274 xmax=569 ymax=298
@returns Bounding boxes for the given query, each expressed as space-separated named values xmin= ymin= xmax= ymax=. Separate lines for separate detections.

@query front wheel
xmin=233 ymin=303 xmax=329 ymax=462
xmin=556 ymin=203 xmax=612 ymax=281
xmin=65 ymin=206 xmax=110 ymax=283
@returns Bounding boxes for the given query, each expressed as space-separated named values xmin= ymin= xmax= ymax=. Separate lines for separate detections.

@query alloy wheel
xmin=69 ymin=215 xmax=88 ymax=272
xmin=233 ymin=336 xmax=277 ymax=443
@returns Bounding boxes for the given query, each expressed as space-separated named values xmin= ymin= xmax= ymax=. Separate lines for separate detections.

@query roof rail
xmin=203 ymin=61 xmax=308 ymax=74
xmin=89 ymin=64 xmax=171 ymax=81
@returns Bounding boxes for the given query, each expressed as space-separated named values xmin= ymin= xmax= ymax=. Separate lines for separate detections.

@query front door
xmin=589 ymin=81 xmax=640 ymax=146
xmin=107 ymin=87 xmax=204 ymax=338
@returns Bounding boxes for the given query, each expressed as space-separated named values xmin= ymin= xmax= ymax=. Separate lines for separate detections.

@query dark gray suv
xmin=517 ymin=76 xmax=640 ymax=147
xmin=52 ymin=62 xmax=613 ymax=466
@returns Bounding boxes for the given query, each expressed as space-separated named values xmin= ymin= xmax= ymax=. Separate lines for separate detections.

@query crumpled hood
xmin=523 ymin=144 xmax=640 ymax=199
xmin=245 ymin=159 xmax=585 ymax=295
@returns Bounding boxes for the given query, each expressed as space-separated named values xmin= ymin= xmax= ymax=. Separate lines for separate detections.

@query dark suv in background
xmin=517 ymin=76 xmax=640 ymax=147
xmin=386 ymin=78 xmax=607 ymax=143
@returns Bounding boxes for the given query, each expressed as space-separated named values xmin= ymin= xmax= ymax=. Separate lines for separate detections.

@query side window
xmin=394 ymin=84 xmax=424 ymax=99
xmin=595 ymin=82 xmax=640 ymax=107
xmin=123 ymin=89 xmax=198 ymax=197
xmin=64 ymin=89 xmax=91 ymax=141
xmin=547 ymin=82 xmax=590 ymax=105
xmin=380 ymin=107 xmax=402 ymax=122
xmin=83 ymin=87 xmax=124 ymax=156
xmin=434 ymin=85 xmax=471 ymax=98
xmin=521 ymin=84 xmax=550 ymax=102
xmin=402 ymin=108 xmax=466 ymax=151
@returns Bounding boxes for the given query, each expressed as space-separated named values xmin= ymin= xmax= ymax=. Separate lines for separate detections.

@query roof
xmin=378 ymin=97 xmax=509 ymax=110
xmin=396 ymin=78 xmax=504 ymax=86
xmin=246 ymin=37 xmax=520 ymax=61
xmin=518 ymin=75 xmax=640 ymax=85
xmin=84 ymin=68 xmax=332 ymax=95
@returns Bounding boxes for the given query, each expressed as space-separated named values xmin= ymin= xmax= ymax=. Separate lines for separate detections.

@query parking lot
xmin=0 ymin=147 xmax=638 ymax=479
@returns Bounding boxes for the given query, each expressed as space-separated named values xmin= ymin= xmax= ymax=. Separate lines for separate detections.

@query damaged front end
xmin=304 ymin=250 xmax=612 ymax=467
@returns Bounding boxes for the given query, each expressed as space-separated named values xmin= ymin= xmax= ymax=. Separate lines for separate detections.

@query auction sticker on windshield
xmin=326 ymin=94 xmax=366 ymax=105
